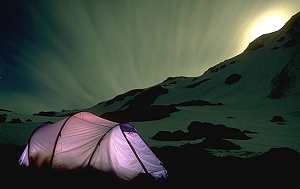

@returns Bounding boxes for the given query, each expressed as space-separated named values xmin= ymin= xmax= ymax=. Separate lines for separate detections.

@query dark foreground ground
xmin=1 ymin=143 xmax=300 ymax=188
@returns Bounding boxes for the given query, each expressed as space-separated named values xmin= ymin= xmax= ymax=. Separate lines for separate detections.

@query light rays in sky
xmin=0 ymin=0 xmax=300 ymax=113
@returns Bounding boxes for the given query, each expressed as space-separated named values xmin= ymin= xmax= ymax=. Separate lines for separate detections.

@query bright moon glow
xmin=249 ymin=15 xmax=285 ymax=42
xmin=241 ymin=9 xmax=294 ymax=51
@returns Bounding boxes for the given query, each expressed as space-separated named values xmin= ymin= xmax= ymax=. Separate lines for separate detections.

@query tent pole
xmin=27 ymin=123 xmax=49 ymax=166
xmin=49 ymin=115 xmax=73 ymax=167
xmin=120 ymin=128 xmax=149 ymax=175
xmin=87 ymin=124 xmax=119 ymax=166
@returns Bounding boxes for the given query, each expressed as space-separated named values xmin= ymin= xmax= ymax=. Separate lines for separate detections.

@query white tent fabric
xmin=19 ymin=112 xmax=167 ymax=181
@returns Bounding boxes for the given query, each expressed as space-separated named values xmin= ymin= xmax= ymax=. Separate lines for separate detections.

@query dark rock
xmin=152 ymin=130 xmax=190 ymax=141
xmin=225 ymin=74 xmax=242 ymax=84
xmin=95 ymin=102 xmax=105 ymax=106
xmin=270 ymin=115 xmax=286 ymax=123
xmin=226 ymin=116 xmax=235 ymax=119
xmin=0 ymin=108 xmax=12 ymax=112
xmin=284 ymin=12 xmax=300 ymax=35
xmin=269 ymin=48 xmax=299 ymax=99
xmin=100 ymin=86 xmax=176 ymax=122
xmin=269 ymin=64 xmax=294 ymax=99
xmin=211 ymin=67 xmax=219 ymax=73
xmin=196 ymin=138 xmax=241 ymax=150
xmin=172 ymin=130 xmax=186 ymax=138
xmin=33 ymin=111 xmax=56 ymax=117
xmin=277 ymin=36 xmax=285 ymax=42
xmin=272 ymin=46 xmax=280 ymax=50
xmin=130 ymin=86 xmax=168 ymax=107
xmin=243 ymin=130 xmax=258 ymax=134
xmin=101 ymin=105 xmax=179 ymax=123
xmin=204 ymin=65 xmax=219 ymax=74
xmin=100 ymin=85 xmax=221 ymax=122
xmin=160 ymin=76 xmax=189 ymax=87
xmin=220 ymin=64 xmax=226 ymax=69
xmin=120 ymin=85 xmax=169 ymax=110
xmin=57 ymin=110 xmax=80 ymax=117
xmin=187 ymin=121 xmax=251 ymax=140
xmin=0 ymin=114 xmax=7 ymax=123
xmin=152 ymin=121 xmax=253 ymax=142
xmin=9 ymin=118 xmax=23 ymax=123
xmin=161 ymin=76 xmax=188 ymax=84
xmin=174 ymin=100 xmax=219 ymax=107
xmin=283 ymin=39 xmax=298 ymax=48
xmin=186 ymin=78 xmax=211 ymax=88
xmin=152 ymin=131 xmax=173 ymax=140
xmin=104 ymin=89 xmax=144 ymax=107
xmin=245 ymin=41 xmax=264 ymax=51
xmin=254 ymin=148 xmax=300 ymax=160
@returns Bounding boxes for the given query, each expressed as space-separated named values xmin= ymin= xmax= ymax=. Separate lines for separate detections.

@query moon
xmin=241 ymin=8 xmax=295 ymax=51
xmin=249 ymin=15 xmax=286 ymax=41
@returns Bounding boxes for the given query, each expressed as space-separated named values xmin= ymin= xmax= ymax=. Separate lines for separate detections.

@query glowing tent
xmin=19 ymin=112 xmax=167 ymax=181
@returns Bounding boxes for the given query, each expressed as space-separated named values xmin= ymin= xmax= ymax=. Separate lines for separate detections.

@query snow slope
xmin=85 ymin=12 xmax=300 ymax=156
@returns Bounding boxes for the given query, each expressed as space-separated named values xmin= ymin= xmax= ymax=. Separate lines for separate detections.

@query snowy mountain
xmin=84 ymin=11 xmax=300 ymax=156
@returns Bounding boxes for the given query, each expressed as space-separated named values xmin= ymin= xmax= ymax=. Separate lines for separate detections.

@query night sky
xmin=1 ymin=0 xmax=300 ymax=113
